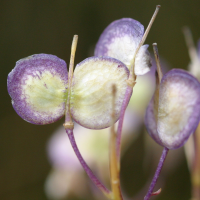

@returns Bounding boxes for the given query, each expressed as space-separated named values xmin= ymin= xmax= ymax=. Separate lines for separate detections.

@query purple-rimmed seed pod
xmin=7 ymin=54 xmax=68 ymax=125
xmin=94 ymin=18 xmax=151 ymax=75
xmin=8 ymin=55 xmax=129 ymax=129
xmin=145 ymin=69 xmax=200 ymax=149
xmin=70 ymin=56 xmax=129 ymax=129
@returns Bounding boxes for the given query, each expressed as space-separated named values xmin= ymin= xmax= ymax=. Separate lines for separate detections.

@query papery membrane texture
xmin=7 ymin=54 xmax=68 ymax=124
xmin=94 ymin=18 xmax=151 ymax=75
xmin=70 ymin=56 xmax=129 ymax=129
xmin=145 ymin=69 xmax=200 ymax=149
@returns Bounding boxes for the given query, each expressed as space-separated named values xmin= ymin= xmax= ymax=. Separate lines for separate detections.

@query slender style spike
xmin=138 ymin=6 xmax=161 ymax=49
xmin=129 ymin=5 xmax=161 ymax=83
xmin=64 ymin=35 xmax=78 ymax=130
xmin=153 ymin=43 xmax=163 ymax=82
xmin=152 ymin=43 xmax=162 ymax=123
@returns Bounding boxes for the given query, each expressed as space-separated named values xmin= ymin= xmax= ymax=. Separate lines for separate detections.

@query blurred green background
xmin=1 ymin=0 xmax=200 ymax=199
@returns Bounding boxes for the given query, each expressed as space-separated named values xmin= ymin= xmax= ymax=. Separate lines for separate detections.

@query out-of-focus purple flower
xmin=45 ymin=112 xmax=136 ymax=199
xmin=45 ymin=168 xmax=88 ymax=199
xmin=45 ymin=124 xmax=108 ymax=199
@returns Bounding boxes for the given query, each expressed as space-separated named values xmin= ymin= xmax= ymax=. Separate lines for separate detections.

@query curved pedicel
xmin=70 ymin=56 xmax=130 ymax=129
xmin=94 ymin=18 xmax=151 ymax=75
xmin=145 ymin=69 xmax=200 ymax=149
xmin=7 ymin=54 xmax=68 ymax=125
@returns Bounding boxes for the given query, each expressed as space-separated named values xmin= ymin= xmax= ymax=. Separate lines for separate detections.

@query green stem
xmin=110 ymin=85 xmax=123 ymax=200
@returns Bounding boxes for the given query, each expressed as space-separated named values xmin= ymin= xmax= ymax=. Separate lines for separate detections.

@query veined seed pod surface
xmin=95 ymin=18 xmax=151 ymax=75
xmin=8 ymin=54 xmax=130 ymax=129
xmin=145 ymin=69 xmax=200 ymax=149
xmin=7 ymin=54 xmax=68 ymax=125
xmin=70 ymin=56 xmax=129 ymax=129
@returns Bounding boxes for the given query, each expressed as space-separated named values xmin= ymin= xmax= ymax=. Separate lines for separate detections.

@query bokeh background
xmin=1 ymin=0 xmax=200 ymax=199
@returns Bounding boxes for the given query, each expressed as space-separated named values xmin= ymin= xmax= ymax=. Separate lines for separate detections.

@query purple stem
xmin=144 ymin=147 xmax=169 ymax=200
xmin=116 ymin=85 xmax=133 ymax=160
xmin=66 ymin=129 xmax=111 ymax=197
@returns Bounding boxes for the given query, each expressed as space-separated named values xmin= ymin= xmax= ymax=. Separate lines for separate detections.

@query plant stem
xmin=144 ymin=147 xmax=169 ymax=200
xmin=110 ymin=85 xmax=123 ymax=200
xmin=116 ymin=85 xmax=133 ymax=164
xmin=66 ymin=129 xmax=112 ymax=199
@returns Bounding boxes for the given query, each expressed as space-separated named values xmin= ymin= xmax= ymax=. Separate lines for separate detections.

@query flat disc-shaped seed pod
xmin=94 ymin=18 xmax=151 ymax=75
xmin=145 ymin=69 xmax=200 ymax=149
xmin=70 ymin=56 xmax=129 ymax=129
xmin=7 ymin=54 xmax=68 ymax=125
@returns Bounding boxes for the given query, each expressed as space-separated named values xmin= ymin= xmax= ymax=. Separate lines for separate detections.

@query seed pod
xmin=7 ymin=54 xmax=68 ymax=125
xmin=145 ymin=69 xmax=200 ymax=149
xmin=8 ymin=55 xmax=129 ymax=129
xmin=70 ymin=56 xmax=129 ymax=129
xmin=95 ymin=18 xmax=151 ymax=75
